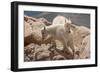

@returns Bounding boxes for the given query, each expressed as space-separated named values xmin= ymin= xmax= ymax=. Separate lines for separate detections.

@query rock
xmin=53 ymin=55 xmax=66 ymax=60
xmin=24 ymin=15 xmax=91 ymax=61
xmin=34 ymin=44 xmax=51 ymax=61
xmin=24 ymin=15 xmax=37 ymax=23
xmin=72 ymin=25 xmax=90 ymax=52
xmin=24 ymin=43 xmax=36 ymax=61
xmin=52 ymin=15 xmax=71 ymax=25
xmin=24 ymin=21 xmax=33 ymax=37
xmin=35 ymin=52 xmax=50 ymax=61
xmin=79 ymin=35 xmax=90 ymax=59
xmin=24 ymin=43 xmax=35 ymax=55
xmin=24 ymin=56 xmax=30 ymax=62
xmin=24 ymin=16 xmax=47 ymax=46
xmin=38 ymin=17 xmax=51 ymax=26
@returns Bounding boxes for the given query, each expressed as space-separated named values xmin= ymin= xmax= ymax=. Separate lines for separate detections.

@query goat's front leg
xmin=61 ymin=37 xmax=73 ymax=59
xmin=68 ymin=41 xmax=75 ymax=59
xmin=63 ymin=42 xmax=74 ymax=59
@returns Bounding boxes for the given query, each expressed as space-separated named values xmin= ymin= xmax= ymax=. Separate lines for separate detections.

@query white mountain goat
xmin=41 ymin=16 xmax=75 ymax=58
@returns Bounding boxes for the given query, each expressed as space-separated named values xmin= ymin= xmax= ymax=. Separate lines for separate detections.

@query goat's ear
xmin=68 ymin=17 xmax=72 ymax=24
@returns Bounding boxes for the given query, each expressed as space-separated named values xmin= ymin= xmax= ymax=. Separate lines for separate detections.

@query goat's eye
xmin=82 ymin=36 xmax=85 ymax=38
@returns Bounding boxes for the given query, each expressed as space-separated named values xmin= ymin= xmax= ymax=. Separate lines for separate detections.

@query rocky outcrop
xmin=38 ymin=17 xmax=51 ymax=26
xmin=24 ymin=15 xmax=90 ymax=61
xmin=79 ymin=35 xmax=90 ymax=59
xmin=24 ymin=16 xmax=46 ymax=46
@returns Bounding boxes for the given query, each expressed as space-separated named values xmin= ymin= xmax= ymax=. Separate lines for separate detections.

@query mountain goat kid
xmin=41 ymin=17 xmax=75 ymax=59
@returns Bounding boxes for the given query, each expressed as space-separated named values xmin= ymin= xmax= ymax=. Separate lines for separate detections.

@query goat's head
xmin=64 ymin=18 xmax=72 ymax=33
xmin=65 ymin=17 xmax=72 ymax=24
xmin=41 ymin=26 xmax=48 ymax=41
